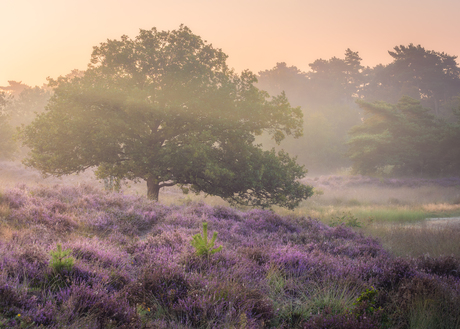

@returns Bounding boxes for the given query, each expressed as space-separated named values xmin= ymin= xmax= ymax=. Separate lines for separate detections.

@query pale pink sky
xmin=2 ymin=0 xmax=460 ymax=87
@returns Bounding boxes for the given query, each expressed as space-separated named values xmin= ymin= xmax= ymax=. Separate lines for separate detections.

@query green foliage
xmin=312 ymin=188 xmax=324 ymax=196
xmin=361 ymin=44 xmax=460 ymax=118
xmin=49 ymin=244 xmax=74 ymax=274
xmin=347 ymin=96 xmax=460 ymax=175
xmin=353 ymin=286 xmax=381 ymax=317
xmin=0 ymin=115 xmax=15 ymax=160
xmin=190 ymin=222 xmax=223 ymax=257
xmin=354 ymin=208 xmax=426 ymax=224
xmin=257 ymin=57 xmax=362 ymax=172
xmin=257 ymin=44 xmax=460 ymax=173
xmin=307 ymin=48 xmax=364 ymax=105
xmin=330 ymin=212 xmax=362 ymax=228
xmin=4 ymin=85 xmax=51 ymax=128
xmin=20 ymin=25 xmax=312 ymax=209
xmin=224 ymin=149 xmax=314 ymax=209
xmin=103 ymin=176 xmax=121 ymax=192
xmin=0 ymin=92 xmax=16 ymax=160
xmin=266 ymin=265 xmax=286 ymax=296
xmin=258 ymin=49 xmax=364 ymax=109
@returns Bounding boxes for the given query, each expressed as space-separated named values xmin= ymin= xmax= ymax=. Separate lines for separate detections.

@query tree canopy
xmin=256 ymin=51 xmax=363 ymax=172
xmin=20 ymin=25 xmax=313 ymax=209
xmin=5 ymin=85 xmax=51 ymax=127
xmin=362 ymin=44 xmax=460 ymax=117
xmin=0 ymin=92 xmax=16 ymax=159
xmin=347 ymin=96 xmax=460 ymax=176
xmin=256 ymin=44 xmax=460 ymax=174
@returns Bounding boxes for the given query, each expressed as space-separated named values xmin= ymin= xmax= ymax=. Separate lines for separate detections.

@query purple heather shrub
xmin=183 ymin=249 xmax=240 ymax=277
xmin=108 ymin=207 xmax=156 ymax=236
xmin=56 ymin=281 xmax=140 ymax=328
xmin=0 ymin=241 xmax=49 ymax=286
xmin=77 ymin=195 xmax=170 ymax=237
xmin=238 ymin=245 xmax=271 ymax=266
xmin=134 ymin=264 xmax=190 ymax=309
xmin=212 ymin=204 xmax=242 ymax=221
xmin=65 ymin=237 xmax=132 ymax=270
xmin=172 ymin=276 xmax=273 ymax=328
xmin=24 ymin=299 xmax=56 ymax=326
xmin=271 ymin=246 xmax=328 ymax=279
xmin=61 ymin=240 xmax=134 ymax=292
xmin=182 ymin=201 xmax=214 ymax=218
xmin=174 ymin=294 xmax=225 ymax=327
xmin=355 ymin=256 xmax=417 ymax=291
xmin=7 ymin=195 xmax=78 ymax=234
xmin=285 ymin=219 xmax=387 ymax=260
xmin=380 ymin=274 xmax=460 ymax=327
xmin=317 ymin=228 xmax=387 ymax=259
xmin=0 ymin=278 xmax=30 ymax=312
xmin=416 ymin=255 xmax=460 ymax=278
xmin=238 ymin=209 xmax=300 ymax=236
xmin=130 ymin=229 xmax=192 ymax=266
xmin=68 ymin=261 xmax=95 ymax=284
xmin=268 ymin=246 xmax=369 ymax=282
xmin=88 ymin=211 xmax=117 ymax=233
xmin=2 ymin=183 xmax=460 ymax=327
xmin=2 ymin=184 xmax=30 ymax=209
xmin=161 ymin=211 xmax=200 ymax=230
xmin=66 ymin=258 xmax=133 ymax=294
xmin=14 ymin=225 xmax=56 ymax=248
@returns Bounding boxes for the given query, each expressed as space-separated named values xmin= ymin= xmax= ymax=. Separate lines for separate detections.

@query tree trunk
xmin=147 ymin=177 xmax=160 ymax=201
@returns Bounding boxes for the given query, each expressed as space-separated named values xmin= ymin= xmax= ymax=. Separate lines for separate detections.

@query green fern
xmin=191 ymin=222 xmax=223 ymax=256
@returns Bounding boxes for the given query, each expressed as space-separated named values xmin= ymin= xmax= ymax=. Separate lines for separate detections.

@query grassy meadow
xmin=289 ymin=175 xmax=460 ymax=258
xmin=1 ymin=161 xmax=460 ymax=328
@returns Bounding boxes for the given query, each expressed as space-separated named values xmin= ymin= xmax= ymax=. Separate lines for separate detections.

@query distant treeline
xmin=1 ymin=45 xmax=460 ymax=176
xmin=0 ymin=80 xmax=53 ymax=159
xmin=256 ymin=44 xmax=460 ymax=174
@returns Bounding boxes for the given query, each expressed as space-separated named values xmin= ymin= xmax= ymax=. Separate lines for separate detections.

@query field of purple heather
xmin=1 ymin=183 xmax=460 ymax=328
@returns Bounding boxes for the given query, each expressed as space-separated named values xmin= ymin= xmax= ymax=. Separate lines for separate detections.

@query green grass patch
xmin=353 ymin=207 xmax=429 ymax=224
xmin=277 ymin=202 xmax=460 ymax=227
xmin=276 ymin=205 xmax=432 ymax=226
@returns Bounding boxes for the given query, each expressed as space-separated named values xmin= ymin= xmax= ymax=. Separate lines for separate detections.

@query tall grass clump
xmin=365 ymin=223 xmax=460 ymax=257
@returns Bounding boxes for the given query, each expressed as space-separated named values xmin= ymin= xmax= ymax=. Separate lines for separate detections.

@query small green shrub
xmin=353 ymin=286 xmax=381 ymax=318
xmin=330 ymin=212 xmax=362 ymax=228
xmin=313 ymin=188 xmax=324 ymax=196
xmin=190 ymin=222 xmax=223 ymax=257
xmin=49 ymin=243 xmax=74 ymax=274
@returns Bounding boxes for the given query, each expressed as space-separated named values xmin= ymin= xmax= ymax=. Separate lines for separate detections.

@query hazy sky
xmin=2 ymin=0 xmax=460 ymax=87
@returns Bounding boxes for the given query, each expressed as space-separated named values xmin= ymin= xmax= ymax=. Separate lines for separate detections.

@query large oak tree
xmin=21 ymin=26 xmax=313 ymax=209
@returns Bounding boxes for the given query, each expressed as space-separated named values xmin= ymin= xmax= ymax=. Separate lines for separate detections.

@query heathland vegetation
xmin=0 ymin=179 xmax=460 ymax=328
xmin=1 ymin=25 xmax=460 ymax=328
